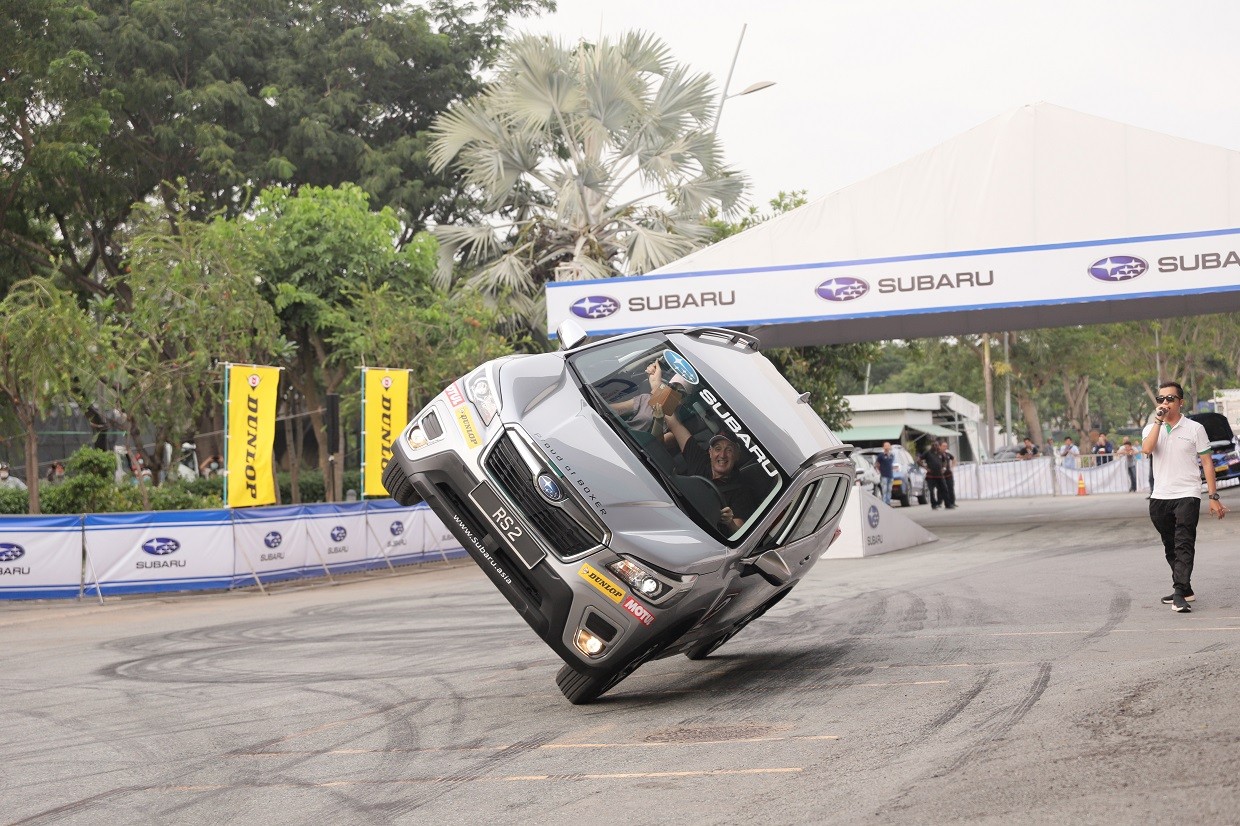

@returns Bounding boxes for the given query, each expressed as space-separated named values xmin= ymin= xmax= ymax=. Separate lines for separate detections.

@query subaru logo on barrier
xmin=264 ymin=531 xmax=283 ymax=549
xmin=1088 ymin=255 xmax=1147 ymax=282
xmin=330 ymin=525 xmax=347 ymax=542
xmin=867 ymin=505 xmax=880 ymax=529
xmin=816 ymin=277 xmax=870 ymax=302
xmin=141 ymin=537 xmax=180 ymax=556
xmin=662 ymin=350 xmax=700 ymax=385
xmin=537 ymin=473 xmax=564 ymax=502
xmin=0 ymin=543 xmax=25 ymax=562
xmin=569 ymin=296 xmax=620 ymax=319
xmin=390 ymin=521 xmax=404 ymax=536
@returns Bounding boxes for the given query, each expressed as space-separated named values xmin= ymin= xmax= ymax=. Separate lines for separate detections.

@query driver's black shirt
xmin=682 ymin=438 xmax=758 ymax=521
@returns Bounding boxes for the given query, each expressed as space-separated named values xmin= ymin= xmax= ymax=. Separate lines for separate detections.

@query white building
xmin=838 ymin=392 xmax=984 ymax=461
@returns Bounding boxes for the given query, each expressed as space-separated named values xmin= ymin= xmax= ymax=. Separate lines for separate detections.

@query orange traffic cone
xmin=1077 ymin=473 xmax=1087 ymax=496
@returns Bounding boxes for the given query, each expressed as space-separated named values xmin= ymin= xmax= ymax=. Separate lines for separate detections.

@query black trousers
xmin=1149 ymin=497 xmax=1200 ymax=594
xmin=927 ymin=476 xmax=949 ymax=508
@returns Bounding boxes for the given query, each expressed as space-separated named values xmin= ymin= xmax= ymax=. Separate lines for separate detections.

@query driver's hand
xmin=719 ymin=506 xmax=734 ymax=525
xmin=651 ymin=401 xmax=663 ymax=420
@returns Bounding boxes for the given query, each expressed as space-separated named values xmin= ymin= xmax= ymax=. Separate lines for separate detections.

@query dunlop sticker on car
xmin=579 ymin=563 xmax=625 ymax=603
xmin=454 ymin=404 xmax=482 ymax=449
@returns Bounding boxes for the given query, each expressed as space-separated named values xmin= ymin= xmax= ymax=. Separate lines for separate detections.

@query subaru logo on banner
xmin=264 ymin=531 xmax=283 ymax=549
xmin=816 ymin=277 xmax=870 ymax=302
xmin=662 ymin=350 xmax=700 ymax=384
xmin=330 ymin=526 xmax=347 ymax=542
xmin=537 ymin=473 xmax=564 ymax=502
xmin=0 ymin=543 xmax=25 ymax=562
xmin=141 ymin=537 xmax=180 ymax=556
xmin=570 ymin=296 xmax=620 ymax=319
xmin=390 ymin=521 xmax=404 ymax=536
xmin=867 ymin=505 xmax=880 ymax=529
xmin=1088 ymin=255 xmax=1147 ymax=282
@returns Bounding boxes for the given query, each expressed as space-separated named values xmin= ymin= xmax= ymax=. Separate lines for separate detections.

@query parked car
xmin=1189 ymin=412 xmax=1240 ymax=483
xmin=858 ymin=445 xmax=927 ymax=507
xmin=849 ymin=452 xmax=882 ymax=494
xmin=383 ymin=324 xmax=855 ymax=703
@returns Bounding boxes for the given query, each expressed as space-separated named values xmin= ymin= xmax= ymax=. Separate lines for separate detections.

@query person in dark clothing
xmin=656 ymin=405 xmax=757 ymax=532
xmin=1016 ymin=437 xmax=1040 ymax=460
xmin=874 ymin=441 xmax=895 ymax=505
xmin=919 ymin=445 xmax=949 ymax=509
xmin=937 ymin=440 xmax=958 ymax=509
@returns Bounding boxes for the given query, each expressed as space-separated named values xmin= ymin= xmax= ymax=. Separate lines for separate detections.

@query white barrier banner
xmin=0 ymin=515 xmax=83 ymax=599
xmin=303 ymin=502 xmax=370 ymax=573
xmin=84 ymin=510 xmax=233 ymax=595
xmin=231 ymin=505 xmax=308 ymax=585
xmin=365 ymin=500 xmax=429 ymax=565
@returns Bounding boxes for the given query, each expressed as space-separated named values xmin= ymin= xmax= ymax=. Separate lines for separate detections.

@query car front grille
xmin=483 ymin=431 xmax=604 ymax=559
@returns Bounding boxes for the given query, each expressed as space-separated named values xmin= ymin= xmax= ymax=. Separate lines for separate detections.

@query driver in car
xmin=654 ymin=403 xmax=757 ymax=532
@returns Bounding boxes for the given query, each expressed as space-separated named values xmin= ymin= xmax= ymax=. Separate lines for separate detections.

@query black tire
xmin=899 ymin=490 xmax=910 ymax=507
xmin=916 ymin=492 xmax=927 ymax=505
xmin=556 ymin=618 xmax=699 ymax=704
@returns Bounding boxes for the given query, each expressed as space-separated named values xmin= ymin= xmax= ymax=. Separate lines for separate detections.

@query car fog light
xmin=407 ymin=426 xmax=428 ymax=450
xmin=575 ymin=628 xmax=606 ymax=657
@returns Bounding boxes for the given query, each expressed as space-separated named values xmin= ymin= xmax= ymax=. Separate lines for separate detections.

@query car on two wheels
xmin=382 ymin=324 xmax=855 ymax=703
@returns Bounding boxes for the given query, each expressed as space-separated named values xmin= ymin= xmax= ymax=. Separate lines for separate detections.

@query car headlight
xmin=464 ymin=369 xmax=499 ymax=425
xmin=606 ymin=557 xmax=693 ymax=605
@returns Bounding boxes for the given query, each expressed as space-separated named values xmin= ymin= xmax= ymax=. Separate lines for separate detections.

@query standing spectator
xmin=0 ymin=462 xmax=27 ymax=491
xmin=919 ymin=443 xmax=948 ymax=509
xmin=1093 ymin=432 xmax=1115 ymax=465
xmin=1141 ymin=381 xmax=1226 ymax=613
xmin=873 ymin=441 xmax=895 ymax=505
xmin=937 ymin=440 xmax=958 ymax=509
xmin=45 ymin=461 xmax=66 ymax=485
xmin=1117 ymin=438 xmax=1138 ymax=492
xmin=1059 ymin=436 xmax=1080 ymax=469
xmin=1017 ymin=437 xmax=1040 ymax=460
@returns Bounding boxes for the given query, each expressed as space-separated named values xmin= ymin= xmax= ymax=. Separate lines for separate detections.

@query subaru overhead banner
xmin=83 ymin=510 xmax=234 ymax=596
xmin=0 ymin=515 xmax=83 ymax=599
xmin=546 ymin=228 xmax=1240 ymax=342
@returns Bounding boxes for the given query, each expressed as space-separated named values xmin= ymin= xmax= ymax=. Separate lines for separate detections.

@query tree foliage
xmin=429 ymin=30 xmax=747 ymax=329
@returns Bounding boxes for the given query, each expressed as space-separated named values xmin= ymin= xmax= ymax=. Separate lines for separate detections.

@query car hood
xmin=1190 ymin=412 xmax=1236 ymax=448
xmin=497 ymin=353 xmax=727 ymax=576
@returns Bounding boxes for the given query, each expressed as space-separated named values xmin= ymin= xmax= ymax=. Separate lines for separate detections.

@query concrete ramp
xmin=823 ymin=489 xmax=937 ymax=559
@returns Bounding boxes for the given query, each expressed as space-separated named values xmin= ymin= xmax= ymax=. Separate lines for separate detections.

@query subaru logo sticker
xmin=141 ymin=537 xmax=180 ymax=556
xmin=537 ymin=473 xmax=564 ymax=502
xmin=264 ymin=531 xmax=283 ymax=549
xmin=330 ymin=525 xmax=347 ymax=542
xmin=816 ymin=277 xmax=870 ymax=302
xmin=867 ymin=505 xmax=880 ymax=529
xmin=0 ymin=543 xmax=25 ymax=562
xmin=1088 ymin=255 xmax=1147 ymax=282
xmin=569 ymin=296 xmax=620 ymax=319
xmin=390 ymin=521 xmax=404 ymax=536
xmin=662 ymin=350 xmax=700 ymax=385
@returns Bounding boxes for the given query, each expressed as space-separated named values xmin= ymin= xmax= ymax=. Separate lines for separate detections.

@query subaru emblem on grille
xmin=537 ymin=473 xmax=564 ymax=502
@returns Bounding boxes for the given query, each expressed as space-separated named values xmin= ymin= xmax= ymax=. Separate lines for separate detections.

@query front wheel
xmin=899 ymin=490 xmax=910 ymax=507
xmin=556 ymin=618 xmax=698 ymax=704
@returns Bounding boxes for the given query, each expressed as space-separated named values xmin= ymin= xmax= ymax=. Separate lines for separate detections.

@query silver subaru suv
xmin=383 ymin=324 xmax=855 ymax=703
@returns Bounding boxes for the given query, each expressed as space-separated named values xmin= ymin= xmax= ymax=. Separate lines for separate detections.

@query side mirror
xmin=556 ymin=318 xmax=588 ymax=350
xmin=746 ymin=549 xmax=792 ymax=586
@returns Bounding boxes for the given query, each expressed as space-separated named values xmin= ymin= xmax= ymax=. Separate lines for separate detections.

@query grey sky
xmin=519 ymin=1 xmax=1240 ymax=211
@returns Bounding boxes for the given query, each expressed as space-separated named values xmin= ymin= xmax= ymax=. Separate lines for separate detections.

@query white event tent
xmin=546 ymin=103 xmax=1240 ymax=347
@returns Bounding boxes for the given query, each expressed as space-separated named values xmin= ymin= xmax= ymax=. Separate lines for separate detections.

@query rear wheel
xmin=899 ymin=490 xmax=910 ymax=507
xmin=916 ymin=492 xmax=927 ymax=505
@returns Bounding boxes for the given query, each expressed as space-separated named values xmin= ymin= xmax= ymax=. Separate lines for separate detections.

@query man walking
xmin=919 ymin=443 xmax=948 ymax=509
xmin=874 ymin=442 xmax=895 ymax=505
xmin=937 ymin=440 xmax=958 ymax=509
xmin=1141 ymin=381 xmax=1227 ymax=613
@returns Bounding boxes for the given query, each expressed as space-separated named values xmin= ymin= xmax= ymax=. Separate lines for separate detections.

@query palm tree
xmin=429 ymin=30 xmax=747 ymax=329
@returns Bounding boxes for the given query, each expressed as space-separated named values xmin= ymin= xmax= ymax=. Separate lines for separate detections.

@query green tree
xmin=429 ymin=30 xmax=746 ymax=330
xmin=0 ymin=277 xmax=106 ymax=513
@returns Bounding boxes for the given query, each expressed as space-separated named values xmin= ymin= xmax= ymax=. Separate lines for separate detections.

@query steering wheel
xmin=680 ymin=475 xmax=728 ymax=527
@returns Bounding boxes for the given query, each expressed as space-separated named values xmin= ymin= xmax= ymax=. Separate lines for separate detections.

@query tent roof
xmin=546 ymin=103 xmax=1240 ymax=346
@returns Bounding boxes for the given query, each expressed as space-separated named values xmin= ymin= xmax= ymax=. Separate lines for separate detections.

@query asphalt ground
xmin=3 ymin=489 xmax=1239 ymax=825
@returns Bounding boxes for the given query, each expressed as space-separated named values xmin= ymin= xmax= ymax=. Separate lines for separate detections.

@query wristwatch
xmin=1208 ymin=493 xmax=1221 ymax=500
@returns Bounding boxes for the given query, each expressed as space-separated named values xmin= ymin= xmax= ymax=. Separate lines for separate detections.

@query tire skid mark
xmin=934 ymin=662 xmax=1052 ymax=777
xmin=927 ymin=669 xmax=994 ymax=731
xmin=1082 ymin=586 xmax=1131 ymax=644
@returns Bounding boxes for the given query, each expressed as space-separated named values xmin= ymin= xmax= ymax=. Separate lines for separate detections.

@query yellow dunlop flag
xmin=362 ymin=368 xmax=410 ymax=496
xmin=225 ymin=364 xmax=281 ymax=507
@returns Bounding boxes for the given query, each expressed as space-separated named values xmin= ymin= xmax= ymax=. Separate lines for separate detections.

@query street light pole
xmin=712 ymin=24 xmax=775 ymax=137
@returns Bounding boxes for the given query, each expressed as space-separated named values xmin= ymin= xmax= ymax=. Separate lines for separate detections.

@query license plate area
xmin=470 ymin=481 xmax=546 ymax=569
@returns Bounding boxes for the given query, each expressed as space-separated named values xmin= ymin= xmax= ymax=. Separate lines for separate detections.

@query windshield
xmin=569 ymin=333 xmax=787 ymax=542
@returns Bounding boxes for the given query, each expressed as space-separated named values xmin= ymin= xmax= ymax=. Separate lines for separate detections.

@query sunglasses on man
xmin=1154 ymin=395 xmax=1181 ymax=403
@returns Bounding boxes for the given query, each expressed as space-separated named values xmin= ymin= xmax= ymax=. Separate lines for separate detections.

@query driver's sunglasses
xmin=1154 ymin=395 xmax=1181 ymax=403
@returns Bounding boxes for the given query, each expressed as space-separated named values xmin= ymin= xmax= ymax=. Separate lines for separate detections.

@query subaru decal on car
xmin=383 ymin=324 xmax=854 ymax=704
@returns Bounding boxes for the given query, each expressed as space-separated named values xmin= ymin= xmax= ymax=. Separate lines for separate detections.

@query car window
xmin=569 ymin=334 xmax=788 ymax=542
xmin=786 ymin=475 xmax=848 ymax=544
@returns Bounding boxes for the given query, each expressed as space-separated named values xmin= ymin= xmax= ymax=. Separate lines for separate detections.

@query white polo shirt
xmin=1142 ymin=415 xmax=1211 ymax=500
